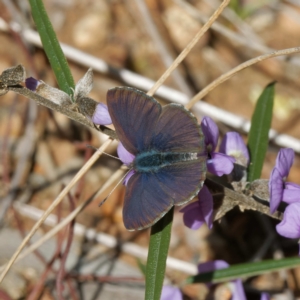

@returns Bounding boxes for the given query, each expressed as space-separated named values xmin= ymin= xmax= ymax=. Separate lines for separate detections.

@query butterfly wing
xmin=152 ymin=103 xmax=205 ymax=154
xmin=123 ymin=172 xmax=173 ymax=230
xmin=151 ymin=103 xmax=206 ymax=205
xmin=107 ymin=87 xmax=161 ymax=155
xmin=123 ymin=158 xmax=206 ymax=230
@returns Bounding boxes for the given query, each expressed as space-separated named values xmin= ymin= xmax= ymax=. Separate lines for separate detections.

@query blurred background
xmin=0 ymin=0 xmax=300 ymax=299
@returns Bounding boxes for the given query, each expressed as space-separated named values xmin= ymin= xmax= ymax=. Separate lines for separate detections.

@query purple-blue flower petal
xmin=160 ymin=286 xmax=182 ymax=300
xmin=207 ymin=152 xmax=235 ymax=176
xmin=181 ymin=201 xmax=205 ymax=230
xmin=282 ymin=188 xmax=300 ymax=204
xmin=269 ymin=167 xmax=284 ymax=214
xmin=275 ymin=148 xmax=294 ymax=178
xmin=219 ymin=132 xmax=249 ymax=166
xmin=92 ymin=103 xmax=112 ymax=125
xmin=232 ymin=279 xmax=247 ymax=300
xmin=25 ymin=77 xmax=40 ymax=91
xmin=180 ymin=185 xmax=213 ymax=230
xmin=117 ymin=142 xmax=135 ymax=166
xmin=198 ymin=185 xmax=213 ymax=229
xmin=123 ymin=169 xmax=135 ymax=186
xmin=201 ymin=116 xmax=219 ymax=151
xmin=285 ymin=182 xmax=300 ymax=190
xmin=260 ymin=293 xmax=270 ymax=300
xmin=197 ymin=260 xmax=229 ymax=273
xmin=276 ymin=202 xmax=300 ymax=239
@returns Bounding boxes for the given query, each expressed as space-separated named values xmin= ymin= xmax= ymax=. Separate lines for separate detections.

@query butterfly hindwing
xmin=123 ymin=172 xmax=173 ymax=230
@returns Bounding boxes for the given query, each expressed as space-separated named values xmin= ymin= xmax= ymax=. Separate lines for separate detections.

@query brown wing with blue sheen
xmin=123 ymin=158 xmax=206 ymax=230
xmin=123 ymin=172 xmax=173 ymax=230
xmin=152 ymin=104 xmax=205 ymax=154
xmin=107 ymin=87 xmax=161 ymax=155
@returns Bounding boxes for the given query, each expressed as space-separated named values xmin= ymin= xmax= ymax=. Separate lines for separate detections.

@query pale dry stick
xmin=186 ymin=46 xmax=300 ymax=110
xmin=146 ymin=0 xmax=230 ymax=97
xmin=0 ymin=139 xmax=113 ymax=283
xmin=0 ymin=165 xmax=127 ymax=274
xmin=133 ymin=0 xmax=192 ymax=97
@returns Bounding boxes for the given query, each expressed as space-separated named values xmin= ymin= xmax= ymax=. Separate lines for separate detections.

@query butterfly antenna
xmin=86 ymin=144 xmax=121 ymax=161
xmin=98 ymin=168 xmax=133 ymax=207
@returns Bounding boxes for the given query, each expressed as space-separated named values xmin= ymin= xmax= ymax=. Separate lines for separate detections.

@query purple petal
xmin=25 ymin=77 xmax=40 ymax=91
xmin=197 ymin=260 xmax=229 ymax=273
xmin=232 ymin=280 xmax=247 ymax=300
xmin=180 ymin=201 xmax=205 ymax=230
xmin=198 ymin=185 xmax=213 ymax=229
xmin=123 ymin=169 xmax=135 ymax=186
xmin=117 ymin=142 xmax=135 ymax=166
xmin=260 ymin=293 xmax=270 ymax=300
xmin=282 ymin=188 xmax=300 ymax=204
xmin=285 ymin=182 xmax=300 ymax=190
xmin=207 ymin=152 xmax=235 ymax=176
xmin=92 ymin=103 xmax=112 ymax=125
xmin=276 ymin=203 xmax=300 ymax=239
xmin=160 ymin=286 xmax=182 ymax=300
xmin=180 ymin=185 xmax=213 ymax=230
xmin=269 ymin=168 xmax=284 ymax=214
xmin=201 ymin=116 xmax=219 ymax=151
xmin=275 ymin=148 xmax=294 ymax=178
xmin=283 ymin=182 xmax=300 ymax=203
xmin=219 ymin=132 xmax=249 ymax=166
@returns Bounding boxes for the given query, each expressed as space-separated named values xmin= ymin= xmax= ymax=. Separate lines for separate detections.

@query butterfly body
xmin=133 ymin=150 xmax=199 ymax=173
xmin=107 ymin=87 xmax=207 ymax=230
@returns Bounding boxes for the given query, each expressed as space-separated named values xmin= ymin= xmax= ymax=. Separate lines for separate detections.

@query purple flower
xmin=219 ymin=132 xmax=249 ymax=167
xmin=180 ymin=185 xmax=213 ymax=230
xmin=25 ymin=77 xmax=39 ymax=91
xmin=198 ymin=260 xmax=247 ymax=300
xmin=92 ymin=103 xmax=112 ymax=125
xmin=201 ymin=117 xmax=235 ymax=176
xmin=276 ymin=202 xmax=300 ymax=252
xmin=160 ymin=286 xmax=182 ymax=300
xmin=117 ymin=142 xmax=135 ymax=185
xmin=269 ymin=148 xmax=299 ymax=213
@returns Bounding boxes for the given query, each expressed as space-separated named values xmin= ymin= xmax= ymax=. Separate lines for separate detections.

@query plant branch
xmin=7 ymin=85 xmax=118 ymax=140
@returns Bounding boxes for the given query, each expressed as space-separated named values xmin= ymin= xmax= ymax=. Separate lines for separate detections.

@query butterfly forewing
xmin=152 ymin=104 xmax=205 ymax=154
xmin=107 ymin=87 xmax=161 ymax=155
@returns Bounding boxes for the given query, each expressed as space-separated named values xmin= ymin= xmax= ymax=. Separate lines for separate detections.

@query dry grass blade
xmin=0 ymin=165 xmax=126 ymax=273
xmin=146 ymin=0 xmax=230 ymax=97
xmin=185 ymin=46 xmax=300 ymax=110
xmin=0 ymin=138 xmax=113 ymax=283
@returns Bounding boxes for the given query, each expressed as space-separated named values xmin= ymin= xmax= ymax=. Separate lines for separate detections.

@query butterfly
xmin=107 ymin=87 xmax=207 ymax=230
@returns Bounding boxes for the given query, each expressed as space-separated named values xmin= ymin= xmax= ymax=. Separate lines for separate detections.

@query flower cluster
xmin=181 ymin=117 xmax=249 ymax=230
xmin=269 ymin=148 xmax=300 ymax=252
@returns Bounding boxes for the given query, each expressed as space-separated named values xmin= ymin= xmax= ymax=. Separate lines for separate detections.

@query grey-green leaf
xmin=247 ymin=82 xmax=275 ymax=181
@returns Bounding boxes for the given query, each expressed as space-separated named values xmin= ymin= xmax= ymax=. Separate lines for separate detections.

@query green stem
xmin=145 ymin=208 xmax=174 ymax=300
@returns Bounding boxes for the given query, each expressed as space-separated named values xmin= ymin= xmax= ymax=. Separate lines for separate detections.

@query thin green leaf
xmin=136 ymin=258 xmax=147 ymax=277
xmin=247 ymin=82 xmax=275 ymax=181
xmin=187 ymin=256 xmax=300 ymax=284
xmin=145 ymin=208 xmax=174 ymax=300
xmin=29 ymin=0 xmax=75 ymax=96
